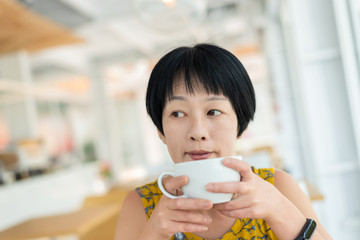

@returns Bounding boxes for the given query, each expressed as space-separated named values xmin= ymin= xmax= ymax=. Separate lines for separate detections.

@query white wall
xmin=268 ymin=0 xmax=360 ymax=238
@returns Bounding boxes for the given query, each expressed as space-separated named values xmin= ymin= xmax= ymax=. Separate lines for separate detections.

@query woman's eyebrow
xmin=207 ymin=96 xmax=227 ymax=101
xmin=168 ymin=96 xmax=186 ymax=101
xmin=168 ymin=96 xmax=227 ymax=102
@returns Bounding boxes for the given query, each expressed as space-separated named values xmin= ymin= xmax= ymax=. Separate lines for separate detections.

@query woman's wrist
xmin=265 ymin=194 xmax=307 ymax=240
xmin=138 ymin=222 xmax=171 ymax=240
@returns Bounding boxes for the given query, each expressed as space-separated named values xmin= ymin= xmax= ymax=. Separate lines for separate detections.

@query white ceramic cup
xmin=157 ymin=156 xmax=242 ymax=204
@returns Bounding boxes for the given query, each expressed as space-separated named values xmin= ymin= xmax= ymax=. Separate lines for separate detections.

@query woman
xmin=115 ymin=43 xmax=332 ymax=240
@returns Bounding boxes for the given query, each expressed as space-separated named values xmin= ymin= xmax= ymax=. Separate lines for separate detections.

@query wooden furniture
xmin=82 ymin=189 xmax=129 ymax=209
xmin=299 ymin=180 xmax=325 ymax=202
xmin=0 ymin=0 xmax=83 ymax=54
xmin=236 ymin=143 xmax=284 ymax=169
xmin=0 ymin=152 xmax=18 ymax=171
xmin=16 ymin=139 xmax=49 ymax=171
xmin=80 ymin=189 xmax=130 ymax=240
xmin=0 ymin=152 xmax=18 ymax=183
xmin=0 ymin=189 xmax=130 ymax=240
xmin=0 ymin=205 xmax=119 ymax=240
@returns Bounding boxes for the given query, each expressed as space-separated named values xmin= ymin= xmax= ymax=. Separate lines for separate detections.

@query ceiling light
xmin=133 ymin=0 xmax=207 ymax=32
xmin=161 ymin=0 xmax=176 ymax=8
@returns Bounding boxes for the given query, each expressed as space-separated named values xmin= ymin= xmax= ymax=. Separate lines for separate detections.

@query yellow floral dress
xmin=136 ymin=167 xmax=279 ymax=240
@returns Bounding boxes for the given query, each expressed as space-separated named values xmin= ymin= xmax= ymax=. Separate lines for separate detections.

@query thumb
xmin=161 ymin=175 xmax=188 ymax=196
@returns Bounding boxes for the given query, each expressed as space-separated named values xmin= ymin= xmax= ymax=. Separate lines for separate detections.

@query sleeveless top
xmin=136 ymin=167 xmax=279 ymax=240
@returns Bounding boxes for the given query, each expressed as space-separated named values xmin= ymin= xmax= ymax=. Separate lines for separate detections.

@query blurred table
xmin=305 ymin=180 xmax=324 ymax=202
xmin=298 ymin=180 xmax=325 ymax=202
xmin=0 ymin=205 xmax=120 ymax=240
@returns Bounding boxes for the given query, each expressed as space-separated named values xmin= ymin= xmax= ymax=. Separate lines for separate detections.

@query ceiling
xmin=0 ymin=0 xmax=83 ymax=54
xmin=0 ymin=0 xmax=268 ymax=103
xmin=12 ymin=0 xmax=266 ymax=74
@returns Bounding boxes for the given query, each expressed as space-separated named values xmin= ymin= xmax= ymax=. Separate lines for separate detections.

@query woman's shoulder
xmin=124 ymin=189 xmax=143 ymax=203
xmin=251 ymin=167 xmax=297 ymax=186
xmin=120 ymin=179 xmax=162 ymax=212
xmin=272 ymin=169 xmax=313 ymax=211
xmin=273 ymin=169 xmax=297 ymax=190
xmin=120 ymin=190 xmax=144 ymax=215
xmin=115 ymin=189 xmax=147 ymax=239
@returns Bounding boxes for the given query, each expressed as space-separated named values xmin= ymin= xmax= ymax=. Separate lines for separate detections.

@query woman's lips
xmin=187 ymin=151 xmax=212 ymax=160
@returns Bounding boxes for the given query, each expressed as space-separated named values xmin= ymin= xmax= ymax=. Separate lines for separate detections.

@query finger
xmin=161 ymin=221 xmax=208 ymax=235
xmin=175 ymin=222 xmax=209 ymax=233
xmin=218 ymin=207 xmax=254 ymax=219
xmin=168 ymin=210 xmax=212 ymax=225
xmin=213 ymin=198 xmax=250 ymax=211
xmin=167 ymin=198 xmax=213 ymax=210
xmin=206 ymin=181 xmax=250 ymax=194
xmin=183 ymin=223 xmax=209 ymax=233
xmin=162 ymin=175 xmax=188 ymax=195
xmin=222 ymin=158 xmax=253 ymax=181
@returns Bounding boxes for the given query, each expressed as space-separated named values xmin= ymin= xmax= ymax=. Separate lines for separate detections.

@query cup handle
xmin=157 ymin=172 xmax=187 ymax=199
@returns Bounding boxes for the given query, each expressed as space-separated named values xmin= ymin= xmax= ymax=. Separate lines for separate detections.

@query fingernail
xmin=206 ymin=217 xmax=212 ymax=223
xmin=201 ymin=226 xmax=208 ymax=231
xmin=206 ymin=184 xmax=213 ymax=191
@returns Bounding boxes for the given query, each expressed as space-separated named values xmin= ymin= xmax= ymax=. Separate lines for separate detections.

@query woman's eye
xmin=207 ymin=110 xmax=221 ymax=116
xmin=171 ymin=111 xmax=184 ymax=118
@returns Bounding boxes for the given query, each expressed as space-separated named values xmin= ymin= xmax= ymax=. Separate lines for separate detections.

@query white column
xmin=0 ymin=51 xmax=37 ymax=140
xmin=87 ymin=59 xmax=124 ymax=181
xmin=281 ymin=0 xmax=360 ymax=237
xmin=332 ymin=0 xmax=360 ymax=168
xmin=264 ymin=0 xmax=305 ymax=179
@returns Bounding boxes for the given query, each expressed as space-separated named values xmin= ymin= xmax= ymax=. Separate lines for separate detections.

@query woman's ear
xmin=157 ymin=130 xmax=167 ymax=144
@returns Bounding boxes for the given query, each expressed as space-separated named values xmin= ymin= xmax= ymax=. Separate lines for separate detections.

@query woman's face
xmin=159 ymin=82 xmax=239 ymax=164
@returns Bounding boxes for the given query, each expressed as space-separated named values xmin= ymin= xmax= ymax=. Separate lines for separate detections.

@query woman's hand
xmin=143 ymin=176 xmax=213 ymax=240
xmin=206 ymin=158 xmax=282 ymax=222
xmin=205 ymin=158 xmax=332 ymax=240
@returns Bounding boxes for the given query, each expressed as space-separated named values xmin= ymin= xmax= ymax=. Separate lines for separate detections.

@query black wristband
xmin=294 ymin=218 xmax=317 ymax=240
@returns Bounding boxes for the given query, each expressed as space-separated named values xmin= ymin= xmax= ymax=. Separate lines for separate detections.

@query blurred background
xmin=0 ymin=0 xmax=359 ymax=239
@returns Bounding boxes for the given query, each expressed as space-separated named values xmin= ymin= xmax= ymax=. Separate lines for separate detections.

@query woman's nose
xmin=188 ymin=117 xmax=209 ymax=141
xmin=191 ymin=136 xmax=206 ymax=141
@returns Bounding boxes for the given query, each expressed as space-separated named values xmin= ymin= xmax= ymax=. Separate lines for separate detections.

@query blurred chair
xmin=16 ymin=139 xmax=49 ymax=173
xmin=298 ymin=180 xmax=325 ymax=202
xmin=0 ymin=152 xmax=19 ymax=183
xmin=0 ymin=152 xmax=18 ymax=171
xmin=249 ymin=144 xmax=284 ymax=169
xmin=236 ymin=143 xmax=284 ymax=170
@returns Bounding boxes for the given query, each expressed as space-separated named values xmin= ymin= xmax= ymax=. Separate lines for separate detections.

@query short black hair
xmin=146 ymin=43 xmax=256 ymax=137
